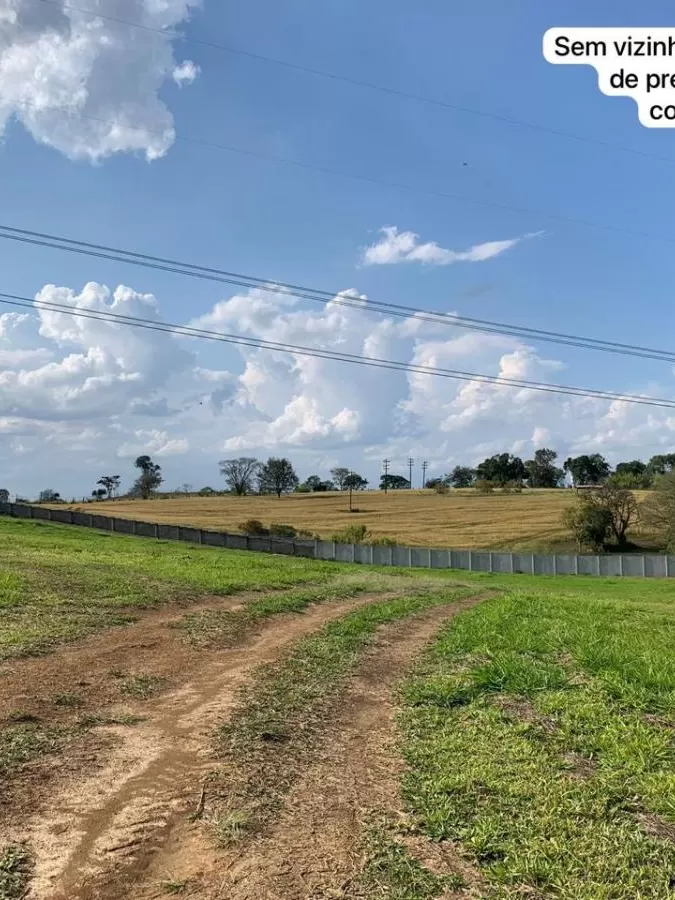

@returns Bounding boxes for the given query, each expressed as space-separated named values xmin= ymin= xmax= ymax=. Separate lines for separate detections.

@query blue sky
xmin=0 ymin=0 xmax=674 ymax=497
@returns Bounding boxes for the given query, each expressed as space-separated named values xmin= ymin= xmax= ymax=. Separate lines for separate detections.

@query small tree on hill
xmin=450 ymin=466 xmax=476 ymax=488
xmin=133 ymin=456 xmax=163 ymax=500
xmin=525 ymin=449 xmax=564 ymax=488
xmin=219 ymin=457 xmax=260 ymax=496
xmin=97 ymin=475 xmax=121 ymax=500
xmin=343 ymin=472 xmax=368 ymax=490
xmin=330 ymin=467 xmax=351 ymax=491
xmin=563 ymin=454 xmax=611 ymax=486
xmin=380 ymin=474 xmax=410 ymax=491
xmin=301 ymin=475 xmax=334 ymax=492
xmin=258 ymin=458 xmax=299 ymax=498
xmin=475 ymin=454 xmax=525 ymax=487
xmin=38 ymin=488 xmax=61 ymax=503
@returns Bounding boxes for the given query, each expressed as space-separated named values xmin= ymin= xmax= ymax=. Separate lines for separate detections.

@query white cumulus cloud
xmin=0 ymin=277 xmax=674 ymax=497
xmin=362 ymin=226 xmax=536 ymax=266
xmin=0 ymin=0 xmax=201 ymax=161
xmin=172 ymin=59 xmax=199 ymax=86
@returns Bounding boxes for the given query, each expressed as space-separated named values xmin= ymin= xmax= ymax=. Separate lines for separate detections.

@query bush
xmin=296 ymin=529 xmax=319 ymax=539
xmin=269 ymin=523 xmax=298 ymax=538
xmin=475 ymin=480 xmax=495 ymax=495
xmin=368 ymin=535 xmax=397 ymax=546
xmin=238 ymin=519 xmax=269 ymax=536
xmin=433 ymin=482 xmax=448 ymax=495
xmin=331 ymin=524 xmax=370 ymax=544
xmin=562 ymin=504 xmax=612 ymax=552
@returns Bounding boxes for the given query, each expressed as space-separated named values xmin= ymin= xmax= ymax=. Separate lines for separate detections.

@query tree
xmin=302 ymin=475 xmax=334 ymax=492
xmin=648 ymin=454 xmax=675 ymax=476
xmin=38 ymin=488 xmax=61 ymax=503
xmin=525 ymin=448 xmax=564 ymax=488
xmin=615 ymin=460 xmax=647 ymax=478
xmin=258 ymin=458 xmax=299 ymax=498
xmin=330 ymin=467 xmax=351 ymax=491
xmin=0 ymin=489 xmax=9 ymax=503
xmin=475 ymin=454 xmax=526 ymax=487
xmin=449 ymin=466 xmax=476 ymax=489
xmin=563 ymin=503 xmax=612 ymax=552
xmin=219 ymin=457 xmax=260 ymax=496
xmin=97 ymin=475 xmax=121 ymax=500
xmin=587 ymin=484 xmax=639 ymax=549
xmin=344 ymin=473 xmax=368 ymax=490
xmin=180 ymin=483 xmax=193 ymax=495
xmin=425 ymin=477 xmax=448 ymax=490
xmin=199 ymin=486 xmax=216 ymax=496
xmin=133 ymin=456 xmax=163 ymax=500
xmin=609 ymin=471 xmax=653 ymax=490
xmin=380 ymin=474 xmax=410 ymax=491
xmin=642 ymin=473 xmax=675 ymax=550
xmin=91 ymin=488 xmax=107 ymax=501
xmin=563 ymin=454 xmax=611 ymax=486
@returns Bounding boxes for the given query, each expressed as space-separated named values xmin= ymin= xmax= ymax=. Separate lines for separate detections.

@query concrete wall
xmin=2 ymin=503 xmax=674 ymax=579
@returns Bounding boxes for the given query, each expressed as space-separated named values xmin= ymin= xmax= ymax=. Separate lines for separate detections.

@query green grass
xmin=120 ymin=674 xmax=167 ymax=700
xmin=0 ymin=722 xmax=66 ymax=777
xmin=399 ymin=588 xmax=675 ymax=898
xmin=0 ymin=844 xmax=32 ymax=900
xmin=210 ymin=586 xmax=473 ymax=842
xmin=175 ymin=574 xmax=408 ymax=647
xmin=351 ymin=821 xmax=464 ymax=899
xmin=0 ymin=518 xmax=337 ymax=659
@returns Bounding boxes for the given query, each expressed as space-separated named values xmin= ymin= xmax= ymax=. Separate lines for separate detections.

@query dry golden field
xmin=63 ymin=489 xmax=658 ymax=551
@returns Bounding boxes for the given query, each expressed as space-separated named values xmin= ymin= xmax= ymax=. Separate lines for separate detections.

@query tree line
xmin=29 ymin=448 xmax=675 ymax=506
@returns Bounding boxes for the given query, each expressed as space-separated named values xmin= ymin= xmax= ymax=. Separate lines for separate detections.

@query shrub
xmin=475 ymin=479 xmax=495 ymax=495
xmin=562 ymin=504 xmax=612 ymax=552
xmin=296 ymin=529 xmax=319 ymax=539
xmin=368 ymin=535 xmax=397 ymax=546
xmin=238 ymin=519 xmax=269 ymax=536
xmin=331 ymin=524 xmax=370 ymax=544
xmin=269 ymin=523 xmax=298 ymax=538
xmin=433 ymin=482 xmax=448 ymax=495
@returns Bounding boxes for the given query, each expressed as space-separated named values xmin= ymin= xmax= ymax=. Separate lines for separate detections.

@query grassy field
xmin=0 ymin=517 xmax=336 ymax=659
xmin=61 ymin=488 xmax=658 ymax=551
xmin=397 ymin=583 xmax=675 ymax=898
xmin=3 ymin=519 xmax=675 ymax=898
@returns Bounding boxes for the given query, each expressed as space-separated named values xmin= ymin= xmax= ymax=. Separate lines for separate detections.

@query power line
xmin=2 ymin=223 xmax=675 ymax=367
xmin=39 ymin=0 xmax=675 ymax=167
xmin=1 ymin=290 xmax=674 ymax=409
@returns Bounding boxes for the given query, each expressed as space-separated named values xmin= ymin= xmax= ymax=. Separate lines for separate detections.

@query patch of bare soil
xmin=130 ymin=597 xmax=484 ymax=900
xmin=0 ymin=592 xmax=392 ymax=900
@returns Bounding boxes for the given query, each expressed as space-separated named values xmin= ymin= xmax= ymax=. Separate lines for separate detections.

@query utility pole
xmin=348 ymin=469 xmax=353 ymax=512
xmin=421 ymin=460 xmax=428 ymax=489
xmin=408 ymin=457 xmax=414 ymax=490
xmin=382 ymin=458 xmax=390 ymax=494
